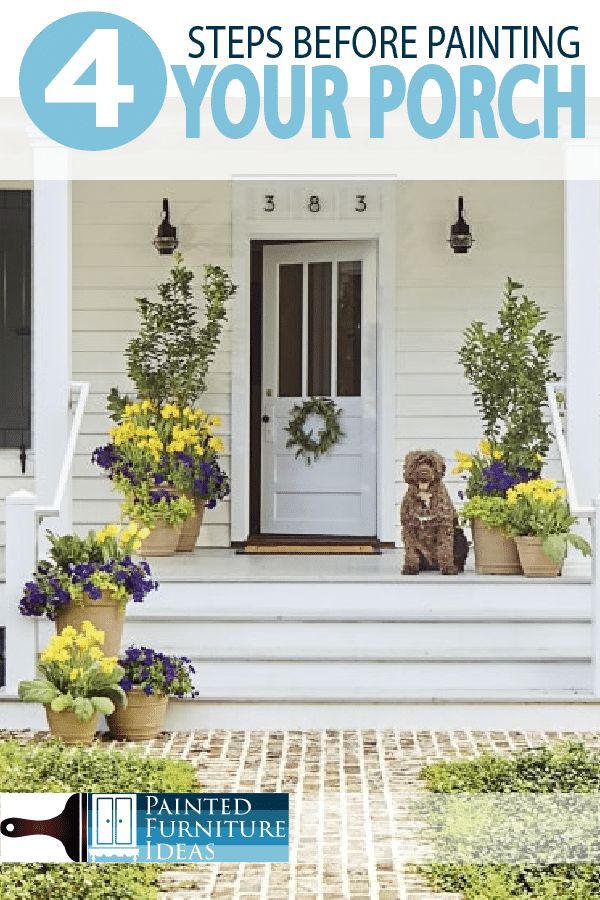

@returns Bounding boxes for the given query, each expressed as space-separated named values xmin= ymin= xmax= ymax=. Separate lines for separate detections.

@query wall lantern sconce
xmin=448 ymin=196 xmax=473 ymax=254
xmin=152 ymin=198 xmax=179 ymax=255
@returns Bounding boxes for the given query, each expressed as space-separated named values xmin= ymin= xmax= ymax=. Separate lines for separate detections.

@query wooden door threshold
xmin=235 ymin=535 xmax=382 ymax=555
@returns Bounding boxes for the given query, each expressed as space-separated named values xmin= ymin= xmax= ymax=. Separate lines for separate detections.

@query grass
xmin=419 ymin=742 xmax=600 ymax=899
xmin=0 ymin=738 xmax=198 ymax=900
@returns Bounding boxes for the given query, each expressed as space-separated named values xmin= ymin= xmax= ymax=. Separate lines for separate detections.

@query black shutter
xmin=0 ymin=191 xmax=31 ymax=449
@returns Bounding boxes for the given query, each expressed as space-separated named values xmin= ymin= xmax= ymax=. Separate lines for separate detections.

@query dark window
xmin=0 ymin=191 xmax=31 ymax=449
xmin=307 ymin=262 xmax=332 ymax=396
xmin=337 ymin=260 xmax=362 ymax=396
xmin=278 ymin=263 xmax=303 ymax=397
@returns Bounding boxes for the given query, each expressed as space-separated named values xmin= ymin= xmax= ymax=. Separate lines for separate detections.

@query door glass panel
xmin=337 ymin=261 xmax=362 ymax=396
xmin=307 ymin=261 xmax=332 ymax=396
xmin=278 ymin=263 xmax=303 ymax=397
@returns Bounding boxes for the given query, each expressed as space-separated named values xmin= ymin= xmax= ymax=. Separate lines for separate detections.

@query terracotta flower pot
xmin=471 ymin=517 xmax=522 ymax=575
xmin=45 ymin=707 xmax=99 ymax=746
xmin=177 ymin=498 xmax=205 ymax=552
xmin=138 ymin=519 xmax=183 ymax=557
xmin=107 ymin=689 xmax=168 ymax=741
xmin=55 ymin=589 xmax=124 ymax=656
xmin=515 ymin=536 xmax=561 ymax=577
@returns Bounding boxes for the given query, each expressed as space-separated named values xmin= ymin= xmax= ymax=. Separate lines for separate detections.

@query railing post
xmin=4 ymin=490 xmax=38 ymax=695
xmin=592 ymin=497 xmax=600 ymax=696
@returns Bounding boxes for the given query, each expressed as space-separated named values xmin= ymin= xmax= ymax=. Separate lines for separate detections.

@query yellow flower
xmin=75 ymin=635 xmax=91 ymax=650
xmin=55 ymin=649 xmax=70 ymax=663
xmin=60 ymin=625 xmax=77 ymax=640
xmin=133 ymin=540 xmax=142 ymax=552
xmin=208 ymin=437 xmax=224 ymax=453
xmin=97 ymin=531 xmax=106 ymax=544
xmin=210 ymin=415 xmax=221 ymax=427
xmin=492 ymin=449 xmax=503 ymax=460
xmin=105 ymin=523 xmax=120 ymax=537
xmin=141 ymin=399 xmax=153 ymax=412
xmin=138 ymin=527 xmax=151 ymax=540
xmin=100 ymin=658 xmax=117 ymax=675
xmin=89 ymin=647 xmax=103 ymax=660
xmin=69 ymin=667 xmax=81 ymax=682
xmin=479 ymin=439 xmax=491 ymax=457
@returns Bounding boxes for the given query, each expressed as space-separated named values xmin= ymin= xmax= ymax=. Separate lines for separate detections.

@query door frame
xmin=231 ymin=178 xmax=397 ymax=545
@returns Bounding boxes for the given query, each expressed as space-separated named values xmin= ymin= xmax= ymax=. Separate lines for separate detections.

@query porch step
xmin=2 ymin=551 xmax=595 ymax=709
xmin=119 ymin=573 xmax=594 ymax=700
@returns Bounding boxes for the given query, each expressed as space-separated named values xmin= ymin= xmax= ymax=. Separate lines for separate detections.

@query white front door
xmin=261 ymin=241 xmax=377 ymax=536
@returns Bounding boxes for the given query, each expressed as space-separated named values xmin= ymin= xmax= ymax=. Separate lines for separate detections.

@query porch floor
xmin=0 ymin=547 xmax=590 ymax=584
xmin=145 ymin=548 xmax=590 ymax=584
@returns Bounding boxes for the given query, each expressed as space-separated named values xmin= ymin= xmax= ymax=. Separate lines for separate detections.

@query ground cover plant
xmin=0 ymin=738 xmax=197 ymax=900
xmin=419 ymin=742 xmax=600 ymax=899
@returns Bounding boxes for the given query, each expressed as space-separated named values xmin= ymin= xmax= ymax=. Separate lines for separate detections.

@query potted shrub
xmin=18 ymin=621 xmax=126 ymax=745
xmin=457 ymin=277 xmax=559 ymax=573
xmin=107 ymin=645 xmax=197 ymax=740
xmin=19 ymin=525 xmax=158 ymax=655
xmin=94 ymin=400 xmax=229 ymax=553
xmin=504 ymin=479 xmax=591 ymax=576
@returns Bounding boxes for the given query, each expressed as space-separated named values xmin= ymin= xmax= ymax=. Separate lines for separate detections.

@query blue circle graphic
xmin=20 ymin=12 xmax=167 ymax=151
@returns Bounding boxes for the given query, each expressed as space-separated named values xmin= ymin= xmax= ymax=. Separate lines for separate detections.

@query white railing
xmin=547 ymin=380 xmax=600 ymax=695
xmin=2 ymin=381 xmax=89 ymax=694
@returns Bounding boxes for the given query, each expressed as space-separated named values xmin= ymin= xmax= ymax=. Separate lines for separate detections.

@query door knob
xmin=262 ymin=414 xmax=270 ymax=423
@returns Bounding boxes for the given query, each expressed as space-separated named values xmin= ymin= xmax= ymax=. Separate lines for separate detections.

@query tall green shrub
xmin=458 ymin=277 xmax=559 ymax=472
xmin=108 ymin=253 xmax=236 ymax=419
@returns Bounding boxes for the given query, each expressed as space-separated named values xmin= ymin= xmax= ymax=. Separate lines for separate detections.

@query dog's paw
xmin=402 ymin=565 xmax=419 ymax=575
xmin=440 ymin=565 xmax=460 ymax=576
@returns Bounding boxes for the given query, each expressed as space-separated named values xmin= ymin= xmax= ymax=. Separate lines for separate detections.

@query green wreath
xmin=284 ymin=397 xmax=345 ymax=465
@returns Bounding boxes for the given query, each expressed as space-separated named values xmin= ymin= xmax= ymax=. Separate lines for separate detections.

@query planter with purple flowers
xmin=171 ymin=456 xmax=230 ymax=553
xmin=108 ymin=646 xmax=197 ymax=741
xmin=454 ymin=441 xmax=540 ymax=575
xmin=19 ymin=526 xmax=158 ymax=656
xmin=93 ymin=402 xmax=230 ymax=556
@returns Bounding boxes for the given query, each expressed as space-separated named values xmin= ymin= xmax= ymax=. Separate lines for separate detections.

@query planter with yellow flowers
xmin=504 ymin=479 xmax=592 ymax=577
xmin=18 ymin=622 xmax=126 ymax=745
xmin=19 ymin=526 xmax=158 ymax=656
xmin=93 ymin=400 xmax=230 ymax=555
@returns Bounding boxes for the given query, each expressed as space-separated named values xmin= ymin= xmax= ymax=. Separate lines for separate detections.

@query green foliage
xmin=19 ymin=622 xmax=126 ymax=721
xmin=109 ymin=254 xmax=236 ymax=417
xmin=503 ymin=480 xmax=592 ymax=562
xmin=458 ymin=277 xmax=559 ymax=471
xmin=0 ymin=738 xmax=197 ymax=899
xmin=419 ymin=742 xmax=600 ymax=899
xmin=460 ymin=495 xmax=510 ymax=530
xmin=121 ymin=491 xmax=194 ymax=528
xmin=284 ymin=397 xmax=345 ymax=465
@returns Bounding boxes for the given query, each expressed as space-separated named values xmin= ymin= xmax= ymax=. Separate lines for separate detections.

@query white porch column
xmin=565 ymin=178 xmax=600 ymax=504
xmin=564 ymin=176 xmax=600 ymax=575
xmin=4 ymin=492 xmax=39 ymax=693
xmin=33 ymin=155 xmax=72 ymax=538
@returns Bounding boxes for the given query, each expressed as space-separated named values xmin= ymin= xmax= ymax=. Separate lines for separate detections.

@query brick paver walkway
xmin=7 ymin=729 xmax=600 ymax=898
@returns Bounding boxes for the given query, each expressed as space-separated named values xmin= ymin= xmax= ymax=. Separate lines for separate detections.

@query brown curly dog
xmin=401 ymin=449 xmax=469 ymax=575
